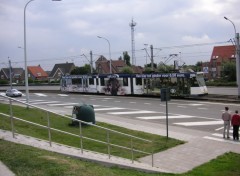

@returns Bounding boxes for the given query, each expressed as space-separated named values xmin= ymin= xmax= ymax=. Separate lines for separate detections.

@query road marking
xmin=174 ymin=120 xmax=222 ymax=126
xmin=31 ymin=101 xmax=59 ymax=105
xmin=107 ymin=110 xmax=157 ymax=115
xmin=203 ymin=136 xmax=240 ymax=145
xmin=63 ymin=104 xmax=101 ymax=109
xmin=48 ymin=103 xmax=79 ymax=106
xmin=144 ymin=103 xmax=151 ymax=105
xmin=215 ymin=127 xmax=224 ymax=131
xmin=129 ymin=102 xmax=136 ymax=104
xmin=177 ymin=106 xmax=187 ymax=108
xmin=94 ymin=107 xmax=126 ymax=111
xmin=58 ymin=94 xmax=68 ymax=97
xmin=136 ymin=115 xmax=195 ymax=120
xmin=197 ymin=108 xmax=208 ymax=110
xmin=114 ymin=101 xmax=121 ymax=103
xmin=34 ymin=93 xmax=47 ymax=97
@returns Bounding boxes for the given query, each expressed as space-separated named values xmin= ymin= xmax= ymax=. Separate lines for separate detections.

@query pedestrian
xmin=222 ymin=107 xmax=231 ymax=139
xmin=231 ymin=110 xmax=240 ymax=141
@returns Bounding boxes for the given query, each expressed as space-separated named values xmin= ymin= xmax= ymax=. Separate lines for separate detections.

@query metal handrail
xmin=0 ymin=94 xmax=154 ymax=166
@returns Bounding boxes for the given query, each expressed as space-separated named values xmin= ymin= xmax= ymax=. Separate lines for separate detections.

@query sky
xmin=0 ymin=0 xmax=239 ymax=71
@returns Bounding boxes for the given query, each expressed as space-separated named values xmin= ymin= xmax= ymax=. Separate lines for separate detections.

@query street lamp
xmin=97 ymin=36 xmax=112 ymax=74
xmin=224 ymin=16 xmax=240 ymax=98
xmin=24 ymin=0 xmax=61 ymax=106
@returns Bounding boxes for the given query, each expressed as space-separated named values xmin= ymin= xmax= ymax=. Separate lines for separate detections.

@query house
xmin=48 ymin=62 xmax=75 ymax=82
xmin=0 ymin=67 xmax=24 ymax=83
xmin=95 ymin=56 xmax=143 ymax=74
xmin=27 ymin=65 xmax=48 ymax=81
xmin=206 ymin=45 xmax=235 ymax=80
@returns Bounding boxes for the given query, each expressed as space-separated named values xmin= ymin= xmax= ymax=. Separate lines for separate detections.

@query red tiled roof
xmin=28 ymin=66 xmax=48 ymax=77
xmin=210 ymin=45 xmax=235 ymax=63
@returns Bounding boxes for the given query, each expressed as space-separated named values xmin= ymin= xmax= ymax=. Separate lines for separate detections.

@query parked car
xmin=6 ymin=89 xmax=22 ymax=97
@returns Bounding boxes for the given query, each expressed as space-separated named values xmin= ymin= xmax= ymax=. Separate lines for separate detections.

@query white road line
xmin=136 ymin=115 xmax=195 ymax=120
xmin=31 ymin=101 xmax=59 ymax=105
xmin=197 ymin=108 xmax=208 ymax=110
xmin=174 ymin=120 xmax=223 ymax=126
xmin=177 ymin=106 xmax=187 ymax=108
xmin=203 ymin=136 xmax=240 ymax=145
xmin=94 ymin=107 xmax=126 ymax=111
xmin=215 ymin=127 xmax=224 ymax=131
xmin=34 ymin=93 xmax=47 ymax=97
xmin=129 ymin=102 xmax=136 ymax=104
xmin=48 ymin=103 xmax=79 ymax=106
xmin=63 ymin=104 xmax=101 ymax=109
xmin=144 ymin=103 xmax=151 ymax=105
xmin=114 ymin=101 xmax=121 ymax=103
xmin=58 ymin=94 xmax=68 ymax=97
xmin=107 ymin=110 xmax=157 ymax=115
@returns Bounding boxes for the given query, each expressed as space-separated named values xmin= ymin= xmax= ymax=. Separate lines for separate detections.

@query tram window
xmin=96 ymin=78 xmax=99 ymax=85
xmin=89 ymin=78 xmax=94 ymax=85
xmin=123 ymin=78 xmax=128 ymax=86
xmin=100 ymin=78 xmax=105 ymax=86
xmin=136 ymin=78 xmax=142 ymax=85
xmin=72 ymin=78 xmax=81 ymax=85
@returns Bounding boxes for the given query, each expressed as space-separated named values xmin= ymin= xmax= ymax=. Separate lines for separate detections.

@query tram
xmin=60 ymin=72 xmax=208 ymax=97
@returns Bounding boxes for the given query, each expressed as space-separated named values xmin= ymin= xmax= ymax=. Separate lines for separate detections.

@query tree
xmin=123 ymin=51 xmax=131 ymax=66
xmin=120 ymin=66 xmax=133 ymax=74
xmin=157 ymin=63 xmax=173 ymax=73
xmin=71 ymin=64 xmax=91 ymax=75
xmin=221 ymin=61 xmax=236 ymax=82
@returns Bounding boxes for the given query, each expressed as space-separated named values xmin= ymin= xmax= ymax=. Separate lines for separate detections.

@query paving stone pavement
xmin=1 ymin=113 xmax=240 ymax=174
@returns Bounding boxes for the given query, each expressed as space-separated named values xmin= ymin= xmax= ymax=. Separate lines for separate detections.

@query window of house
xmin=37 ymin=72 xmax=41 ymax=76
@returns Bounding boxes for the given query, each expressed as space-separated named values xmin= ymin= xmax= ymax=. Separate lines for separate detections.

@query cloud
xmin=182 ymin=34 xmax=213 ymax=43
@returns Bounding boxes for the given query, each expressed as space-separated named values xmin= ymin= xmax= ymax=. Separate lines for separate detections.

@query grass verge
xmin=0 ymin=103 xmax=183 ymax=160
xmin=1 ymin=140 xmax=240 ymax=176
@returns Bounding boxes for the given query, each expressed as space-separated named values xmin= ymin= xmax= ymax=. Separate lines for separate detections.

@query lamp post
xmin=24 ymin=0 xmax=61 ymax=106
xmin=224 ymin=16 xmax=240 ymax=98
xmin=97 ymin=36 xmax=112 ymax=74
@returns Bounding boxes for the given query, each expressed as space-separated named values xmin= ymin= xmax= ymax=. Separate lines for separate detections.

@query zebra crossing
xmin=5 ymin=97 xmax=223 ymax=128
xmin=1 ymin=93 xmax=239 ymax=145
xmin=204 ymin=128 xmax=240 ymax=145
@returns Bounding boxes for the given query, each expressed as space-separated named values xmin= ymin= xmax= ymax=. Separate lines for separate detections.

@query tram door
xmin=82 ymin=78 xmax=88 ymax=92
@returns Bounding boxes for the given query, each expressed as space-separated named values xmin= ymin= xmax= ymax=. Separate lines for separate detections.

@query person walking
xmin=231 ymin=110 xmax=240 ymax=141
xmin=222 ymin=107 xmax=231 ymax=139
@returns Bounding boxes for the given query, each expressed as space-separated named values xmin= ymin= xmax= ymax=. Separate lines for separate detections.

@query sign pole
xmin=166 ymin=98 xmax=168 ymax=139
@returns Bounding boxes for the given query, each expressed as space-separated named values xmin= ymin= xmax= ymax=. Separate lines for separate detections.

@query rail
xmin=0 ymin=94 xmax=154 ymax=166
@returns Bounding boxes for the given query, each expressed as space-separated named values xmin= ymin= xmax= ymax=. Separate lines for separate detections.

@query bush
xmin=206 ymin=81 xmax=237 ymax=87
xmin=0 ymin=80 xmax=8 ymax=85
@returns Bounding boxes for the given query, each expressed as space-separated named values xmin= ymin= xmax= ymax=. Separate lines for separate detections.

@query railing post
xmin=9 ymin=98 xmax=15 ymax=138
xmin=47 ymin=111 xmax=52 ymax=147
xmin=107 ymin=130 xmax=111 ymax=159
xmin=152 ymin=150 xmax=154 ymax=167
xmin=79 ymin=122 xmax=83 ymax=154
xmin=131 ymin=137 xmax=134 ymax=164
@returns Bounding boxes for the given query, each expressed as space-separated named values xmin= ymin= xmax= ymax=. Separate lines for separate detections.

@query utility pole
xmin=8 ymin=58 xmax=13 ymax=89
xmin=150 ymin=45 xmax=154 ymax=71
xmin=90 ymin=50 xmax=93 ymax=74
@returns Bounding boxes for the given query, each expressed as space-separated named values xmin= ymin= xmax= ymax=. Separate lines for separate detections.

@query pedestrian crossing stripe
xmin=107 ymin=110 xmax=157 ymax=115
xmin=34 ymin=93 xmax=47 ymax=97
xmin=63 ymin=105 xmax=101 ymax=109
xmin=136 ymin=115 xmax=195 ymax=120
xmin=203 ymin=136 xmax=240 ymax=145
xmin=174 ymin=120 xmax=223 ymax=126
xmin=31 ymin=101 xmax=59 ymax=105
xmin=58 ymin=94 xmax=68 ymax=97
xmin=48 ymin=103 xmax=79 ymax=106
xmin=94 ymin=107 xmax=126 ymax=111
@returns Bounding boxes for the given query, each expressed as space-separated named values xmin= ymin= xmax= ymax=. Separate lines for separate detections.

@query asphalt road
xmin=2 ymin=92 xmax=239 ymax=135
xmin=0 ymin=85 xmax=238 ymax=95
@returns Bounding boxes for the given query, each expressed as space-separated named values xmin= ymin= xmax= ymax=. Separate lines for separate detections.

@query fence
xmin=0 ymin=94 xmax=154 ymax=166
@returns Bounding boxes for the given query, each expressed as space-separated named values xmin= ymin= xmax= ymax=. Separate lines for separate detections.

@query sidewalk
xmin=1 ymin=113 xmax=240 ymax=174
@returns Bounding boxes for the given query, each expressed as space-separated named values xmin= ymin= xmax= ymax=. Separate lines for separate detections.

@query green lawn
xmin=1 ymin=140 xmax=240 ymax=176
xmin=0 ymin=103 xmax=183 ymax=160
